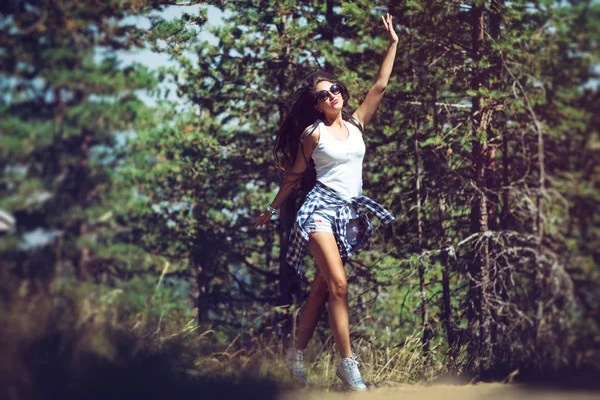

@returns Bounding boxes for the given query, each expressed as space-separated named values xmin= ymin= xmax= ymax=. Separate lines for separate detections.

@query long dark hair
xmin=273 ymin=71 xmax=351 ymax=173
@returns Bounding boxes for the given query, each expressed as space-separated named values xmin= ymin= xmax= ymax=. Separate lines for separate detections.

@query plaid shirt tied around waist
xmin=286 ymin=181 xmax=395 ymax=276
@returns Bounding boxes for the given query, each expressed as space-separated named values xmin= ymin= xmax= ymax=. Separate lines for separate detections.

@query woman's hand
xmin=255 ymin=211 xmax=273 ymax=227
xmin=381 ymin=13 xmax=398 ymax=45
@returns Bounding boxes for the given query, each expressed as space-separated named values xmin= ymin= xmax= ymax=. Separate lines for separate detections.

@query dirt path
xmin=283 ymin=383 xmax=600 ymax=400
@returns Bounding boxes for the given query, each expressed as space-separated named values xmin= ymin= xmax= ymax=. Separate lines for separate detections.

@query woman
xmin=255 ymin=14 xmax=398 ymax=391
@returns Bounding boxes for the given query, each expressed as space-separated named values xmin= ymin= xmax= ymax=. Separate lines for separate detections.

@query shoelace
xmin=344 ymin=353 xmax=360 ymax=366
xmin=342 ymin=353 xmax=364 ymax=384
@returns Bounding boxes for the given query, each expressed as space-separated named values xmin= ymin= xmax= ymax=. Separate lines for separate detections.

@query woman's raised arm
xmin=352 ymin=13 xmax=399 ymax=129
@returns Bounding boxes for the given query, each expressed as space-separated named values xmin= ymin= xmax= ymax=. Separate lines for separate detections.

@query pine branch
xmin=240 ymin=258 xmax=279 ymax=279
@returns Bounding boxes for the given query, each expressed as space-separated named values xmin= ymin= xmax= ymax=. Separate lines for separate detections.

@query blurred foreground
xmin=1 ymin=290 xmax=598 ymax=400
xmin=285 ymin=384 xmax=600 ymax=400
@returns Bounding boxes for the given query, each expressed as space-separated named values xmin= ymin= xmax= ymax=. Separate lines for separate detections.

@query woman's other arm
xmin=352 ymin=13 xmax=399 ymax=129
xmin=255 ymin=127 xmax=319 ymax=227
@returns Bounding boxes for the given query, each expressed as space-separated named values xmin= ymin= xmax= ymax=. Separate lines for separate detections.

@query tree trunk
xmin=191 ymin=249 xmax=210 ymax=326
xmin=428 ymin=41 xmax=454 ymax=366
xmin=414 ymin=120 xmax=430 ymax=356
xmin=323 ymin=0 xmax=335 ymax=72
xmin=485 ymin=145 xmax=499 ymax=231
xmin=489 ymin=0 xmax=507 ymax=231
xmin=535 ymin=114 xmax=545 ymax=251
xmin=438 ymin=192 xmax=456 ymax=369
xmin=74 ymin=127 xmax=92 ymax=281
xmin=467 ymin=1 xmax=493 ymax=371
xmin=488 ymin=0 xmax=505 ymax=359
xmin=279 ymin=194 xmax=299 ymax=307
xmin=278 ymin=193 xmax=301 ymax=343
xmin=275 ymin=13 xmax=298 ymax=338
xmin=276 ymin=17 xmax=303 ymax=338
xmin=488 ymin=0 xmax=503 ymax=233
xmin=501 ymin=126 xmax=510 ymax=230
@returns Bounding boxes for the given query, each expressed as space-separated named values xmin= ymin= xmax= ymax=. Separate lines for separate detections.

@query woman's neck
xmin=321 ymin=111 xmax=344 ymax=128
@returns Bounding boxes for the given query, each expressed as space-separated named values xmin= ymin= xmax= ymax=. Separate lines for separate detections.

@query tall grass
xmin=0 ymin=284 xmax=284 ymax=400
xmin=0 ymin=279 xmax=456 ymax=399
xmin=245 ymin=328 xmax=451 ymax=388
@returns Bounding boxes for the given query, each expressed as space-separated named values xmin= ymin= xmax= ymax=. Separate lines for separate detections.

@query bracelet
xmin=266 ymin=205 xmax=279 ymax=215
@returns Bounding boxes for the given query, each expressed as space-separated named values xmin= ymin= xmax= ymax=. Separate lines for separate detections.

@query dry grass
xmin=1 ymin=285 xmax=598 ymax=400
xmin=191 ymin=324 xmax=451 ymax=389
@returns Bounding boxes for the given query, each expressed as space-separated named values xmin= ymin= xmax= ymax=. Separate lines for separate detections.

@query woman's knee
xmin=313 ymin=274 xmax=329 ymax=299
xmin=327 ymin=279 xmax=348 ymax=299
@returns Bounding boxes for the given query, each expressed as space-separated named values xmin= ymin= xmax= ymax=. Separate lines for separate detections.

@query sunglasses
xmin=315 ymin=83 xmax=342 ymax=102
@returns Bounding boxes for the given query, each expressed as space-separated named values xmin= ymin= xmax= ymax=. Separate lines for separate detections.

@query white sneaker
xmin=285 ymin=348 xmax=309 ymax=387
xmin=336 ymin=354 xmax=367 ymax=391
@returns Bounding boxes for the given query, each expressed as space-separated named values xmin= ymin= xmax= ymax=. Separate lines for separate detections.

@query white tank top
xmin=311 ymin=119 xmax=366 ymax=217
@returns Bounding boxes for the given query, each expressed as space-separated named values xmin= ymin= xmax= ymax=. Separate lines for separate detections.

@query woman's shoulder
xmin=344 ymin=115 xmax=364 ymax=134
xmin=304 ymin=119 xmax=322 ymax=131
xmin=300 ymin=120 xmax=322 ymax=145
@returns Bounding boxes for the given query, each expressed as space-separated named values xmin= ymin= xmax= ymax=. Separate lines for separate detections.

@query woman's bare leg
xmin=295 ymin=269 xmax=328 ymax=350
xmin=307 ymin=232 xmax=352 ymax=359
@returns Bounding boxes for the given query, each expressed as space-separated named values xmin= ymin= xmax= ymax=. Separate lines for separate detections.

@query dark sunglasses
xmin=315 ymin=83 xmax=342 ymax=102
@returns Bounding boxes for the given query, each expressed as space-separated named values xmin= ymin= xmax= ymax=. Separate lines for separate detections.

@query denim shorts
xmin=305 ymin=210 xmax=361 ymax=247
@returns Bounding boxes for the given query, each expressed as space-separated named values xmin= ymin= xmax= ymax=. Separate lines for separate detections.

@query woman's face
xmin=314 ymin=80 xmax=344 ymax=113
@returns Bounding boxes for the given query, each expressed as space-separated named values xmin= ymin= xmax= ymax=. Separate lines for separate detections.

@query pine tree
xmin=0 ymin=1 xmax=207 ymax=292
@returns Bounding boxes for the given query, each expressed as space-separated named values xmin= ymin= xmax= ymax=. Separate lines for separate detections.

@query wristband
xmin=266 ymin=205 xmax=279 ymax=215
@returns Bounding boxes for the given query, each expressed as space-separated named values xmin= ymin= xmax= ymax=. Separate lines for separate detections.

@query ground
xmin=283 ymin=383 xmax=600 ymax=400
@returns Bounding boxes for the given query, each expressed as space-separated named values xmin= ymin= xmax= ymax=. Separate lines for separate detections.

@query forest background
xmin=1 ymin=0 xmax=599 ymax=397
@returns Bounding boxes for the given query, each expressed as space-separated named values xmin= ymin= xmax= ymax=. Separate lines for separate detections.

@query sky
xmin=119 ymin=5 xmax=222 ymax=67
xmin=115 ymin=4 xmax=225 ymax=106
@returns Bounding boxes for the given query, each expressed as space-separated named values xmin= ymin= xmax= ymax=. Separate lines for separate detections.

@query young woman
xmin=255 ymin=14 xmax=398 ymax=391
